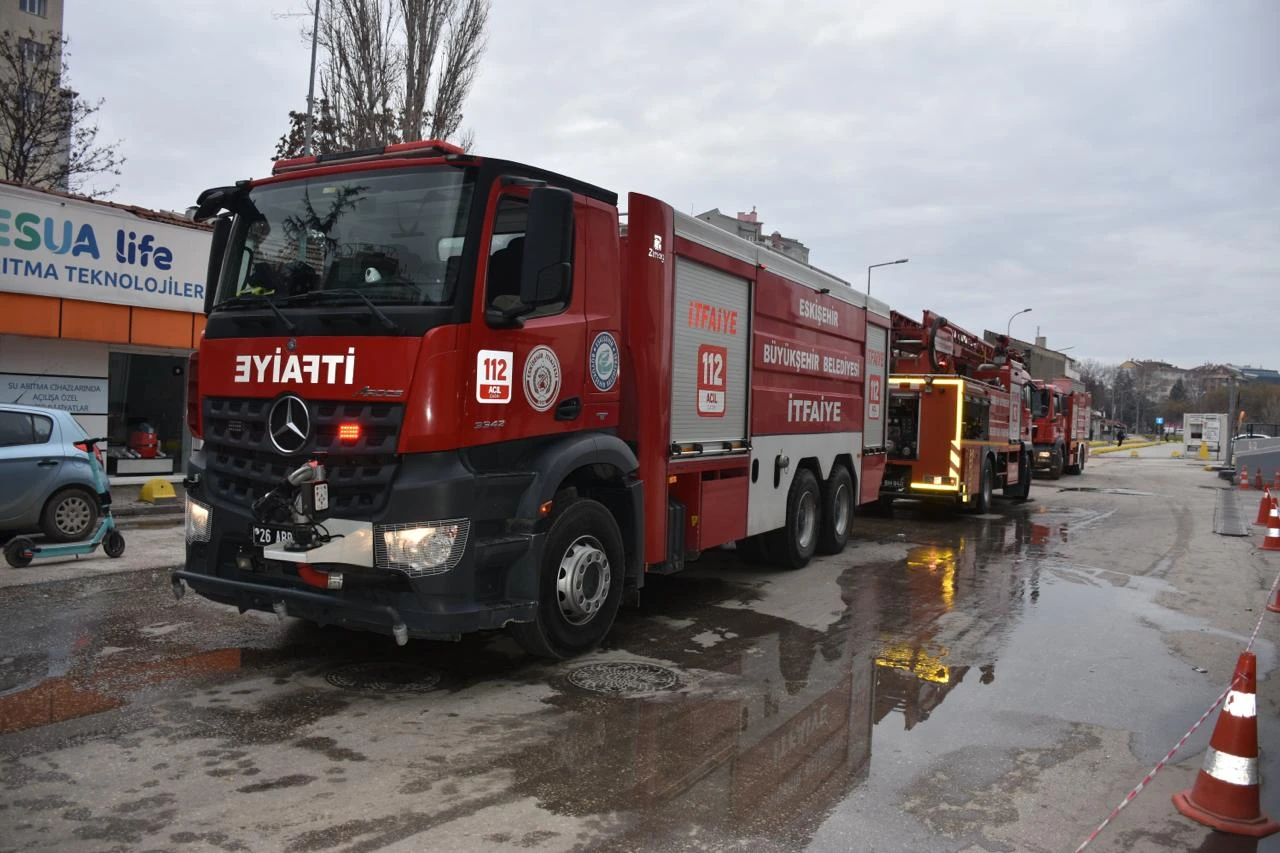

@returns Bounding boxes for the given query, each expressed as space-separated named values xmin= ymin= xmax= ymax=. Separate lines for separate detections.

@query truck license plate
xmin=251 ymin=525 xmax=294 ymax=547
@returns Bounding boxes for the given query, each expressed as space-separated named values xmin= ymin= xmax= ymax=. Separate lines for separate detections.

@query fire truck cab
xmin=1030 ymin=378 xmax=1091 ymax=478
xmin=880 ymin=311 xmax=1034 ymax=511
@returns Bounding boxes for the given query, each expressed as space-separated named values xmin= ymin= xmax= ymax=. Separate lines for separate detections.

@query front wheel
xmin=103 ymin=529 xmax=126 ymax=558
xmin=510 ymin=498 xmax=625 ymax=659
xmin=1047 ymin=446 xmax=1064 ymax=480
xmin=816 ymin=466 xmax=854 ymax=555
xmin=1065 ymin=445 xmax=1084 ymax=475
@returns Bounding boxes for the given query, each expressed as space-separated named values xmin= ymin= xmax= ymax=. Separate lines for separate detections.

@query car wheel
xmin=5 ymin=536 xmax=35 ymax=568
xmin=41 ymin=488 xmax=99 ymax=542
xmin=510 ymin=498 xmax=625 ymax=659
xmin=103 ymin=529 xmax=126 ymax=558
xmin=817 ymin=466 xmax=854 ymax=555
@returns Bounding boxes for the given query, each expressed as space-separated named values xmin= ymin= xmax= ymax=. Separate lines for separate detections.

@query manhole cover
xmin=566 ymin=662 xmax=679 ymax=695
xmin=325 ymin=662 xmax=441 ymax=693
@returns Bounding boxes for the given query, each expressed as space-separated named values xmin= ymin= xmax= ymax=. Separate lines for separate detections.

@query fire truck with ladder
xmin=879 ymin=310 xmax=1034 ymax=511
xmin=1029 ymin=378 xmax=1091 ymax=478
xmin=173 ymin=139 xmax=892 ymax=658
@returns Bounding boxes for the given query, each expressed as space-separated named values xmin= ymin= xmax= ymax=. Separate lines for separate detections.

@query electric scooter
xmin=4 ymin=438 xmax=126 ymax=568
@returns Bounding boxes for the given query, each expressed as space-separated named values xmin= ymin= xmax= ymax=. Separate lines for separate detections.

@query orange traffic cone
xmin=1256 ymin=488 xmax=1276 ymax=526
xmin=1264 ymin=503 xmax=1280 ymax=552
xmin=1173 ymin=652 xmax=1279 ymax=837
xmin=1273 ymin=469 xmax=1280 ymax=490
xmin=1239 ymin=464 xmax=1250 ymax=490
xmin=1256 ymin=470 xmax=1265 ymax=490
xmin=1269 ymin=585 xmax=1280 ymax=614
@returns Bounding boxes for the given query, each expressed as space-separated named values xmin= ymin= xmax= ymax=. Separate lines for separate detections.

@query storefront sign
xmin=0 ymin=372 xmax=108 ymax=415
xmin=0 ymin=184 xmax=211 ymax=313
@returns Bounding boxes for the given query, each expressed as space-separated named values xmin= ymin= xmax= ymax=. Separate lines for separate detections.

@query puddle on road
xmin=0 ymin=502 xmax=1206 ymax=851
xmin=1056 ymin=486 xmax=1156 ymax=496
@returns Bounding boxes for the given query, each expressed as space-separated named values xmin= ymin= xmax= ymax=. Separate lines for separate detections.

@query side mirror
xmin=204 ymin=216 xmax=232 ymax=315
xmin=519 ymin=187 xmax=574 ymax=307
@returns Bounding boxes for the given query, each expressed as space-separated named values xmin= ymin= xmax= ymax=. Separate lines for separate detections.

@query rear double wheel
xmin=510 ymin=498 xmax=625 ymax=659
xmin=768 ymin=468 xmax=820 ymax=570
xmin=816 ymin=466 xmax=854 ymax=555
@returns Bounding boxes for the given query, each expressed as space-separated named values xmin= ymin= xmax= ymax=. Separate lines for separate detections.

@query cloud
xmin=62 ymin=0 xmax=1280 ymax=367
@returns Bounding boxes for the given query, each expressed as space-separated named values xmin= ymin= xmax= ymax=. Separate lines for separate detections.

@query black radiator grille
xmin=203 ymin=397 xmax=403 ymax=516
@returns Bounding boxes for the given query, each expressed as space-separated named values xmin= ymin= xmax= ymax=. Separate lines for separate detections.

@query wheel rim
xmin=555 ymin=535 xmax=611 ymax=626
xmin=832 ymin=482 xmax=851 ymax=538
xmin=796 ymin=491 xmax=818 ymax=551
xmin=55 ymin=495 xmax=93 ymax=537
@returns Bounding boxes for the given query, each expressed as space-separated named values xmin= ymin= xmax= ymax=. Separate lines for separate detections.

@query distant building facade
xmin=696 ymin=207 xmax=811 ymax=264
xmin=0 ymin=0 xmax=69 ymax=188
xmin=1119 ymin=359 xmax=1186 ymax=401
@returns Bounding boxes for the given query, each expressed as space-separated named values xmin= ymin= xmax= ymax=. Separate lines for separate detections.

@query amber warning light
xmin=338 ymin=423 xmax=362 ymax=443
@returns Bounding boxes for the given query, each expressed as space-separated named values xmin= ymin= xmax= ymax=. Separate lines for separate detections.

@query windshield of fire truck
xmin=214 ymin=167 xmax=475 ymax=308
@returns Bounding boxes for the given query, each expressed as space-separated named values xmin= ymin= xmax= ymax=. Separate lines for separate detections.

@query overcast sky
xmin=63 ymin=1 xmax=1279 ymax=368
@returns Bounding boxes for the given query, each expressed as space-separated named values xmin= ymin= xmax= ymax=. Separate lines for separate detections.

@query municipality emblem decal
xmin=589 ymin=332 xmax=620 ymax=392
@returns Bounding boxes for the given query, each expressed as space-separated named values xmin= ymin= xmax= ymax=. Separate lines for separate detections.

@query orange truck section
xmin=881 ymin=311 xmax=1034 ymax=510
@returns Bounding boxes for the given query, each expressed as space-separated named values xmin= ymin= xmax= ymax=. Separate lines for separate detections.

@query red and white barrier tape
xmin=1246 ymin=566 xmax=1280 ymax=652
xmin=1075 ymin=563 xmax=1280 ymax=851
xmin=1073 ymin=675 xmax=1240 ymax=852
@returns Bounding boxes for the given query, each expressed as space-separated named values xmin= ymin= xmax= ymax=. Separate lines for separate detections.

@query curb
xmin=1093 ymin=441 xmax=1164 ymax=455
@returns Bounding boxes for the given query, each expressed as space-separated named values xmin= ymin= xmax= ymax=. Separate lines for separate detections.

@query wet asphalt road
xmin=1 ymin=447 xmax=1277 ymax=853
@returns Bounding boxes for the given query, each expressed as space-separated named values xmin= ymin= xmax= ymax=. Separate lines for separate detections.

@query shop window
xmin=107 ymin=352 xmax=190 ymax=477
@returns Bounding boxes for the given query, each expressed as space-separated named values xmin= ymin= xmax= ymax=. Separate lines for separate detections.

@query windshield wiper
xmin=214 ymin=295 xmax=297 ymax=334
xmin=284 ymin=289 xmax=401 ymax=333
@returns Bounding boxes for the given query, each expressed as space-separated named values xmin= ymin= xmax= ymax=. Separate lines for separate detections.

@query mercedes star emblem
xmin=268 ymin=395 xmax=311 ymax=454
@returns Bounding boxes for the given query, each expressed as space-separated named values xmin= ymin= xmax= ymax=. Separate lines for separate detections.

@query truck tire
xmin=1003 ymin=451 xmax=1032 ymax=501
xmin=510 ymin=498 xmax=625 ymax=659
xmin=970 ymin=459 xmax=994 ymax=513
xmin=1047 ymin=445 xmax=1064 ymax=480
xmin=1065 ymin=445 xmax=1083 ymax=475
xmin=41 ymin=487 xmax=99 ymax=542
xmin=816 ymin=466 xmax=854 ymax=555
xmin=768 ymin=468 xmax=820 ymax=570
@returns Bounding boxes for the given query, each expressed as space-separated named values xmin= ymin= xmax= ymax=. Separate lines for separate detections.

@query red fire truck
xmin=1030 ymin=378 xmax=1091 ymax=478
xmin=173 ymin=140 xmax=891 ymax=657
xmin=880 ymin=311 xmax=1034 ymax=511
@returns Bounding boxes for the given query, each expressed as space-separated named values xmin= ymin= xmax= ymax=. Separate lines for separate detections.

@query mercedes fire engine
xmin=879 ymin=311 xmax=1034 ymax=510
xmin=1029 ymin=378 xmax=1091 ymax=478
xmin=174 ymin=140 xmax=891 ymax=658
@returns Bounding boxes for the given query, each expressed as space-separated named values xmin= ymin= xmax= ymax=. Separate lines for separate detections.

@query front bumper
xmin=179 ymin=449 xmax=543 ymax=642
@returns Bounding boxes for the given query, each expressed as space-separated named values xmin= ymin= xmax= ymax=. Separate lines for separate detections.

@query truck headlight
xmin=375 ymin=520 xmax=470 ymax=576
xmin=1037 ymin=451 xmax=1051 ymax=459
xmin=185 ymin=497 xmax=212 ymax=543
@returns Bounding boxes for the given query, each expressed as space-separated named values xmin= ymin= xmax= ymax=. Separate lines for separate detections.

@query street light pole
xmin=304 ymin=1 xmax=321 ymax=156
xmin=1006 ymin=307 xmax=1032 ymax=338
xmin=867 ymin=258 xmax=908 ymax=295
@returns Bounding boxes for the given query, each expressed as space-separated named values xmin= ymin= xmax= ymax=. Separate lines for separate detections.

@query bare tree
xmin=0 ymin=29 xmax=123 ymax=197
xmin=275 ymin=0 xmax=489 ymax=159
xmin=424 ymin=0 xmax=488 ymax=142
xmin=316 ymin=0 xmax=400 ymax=150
